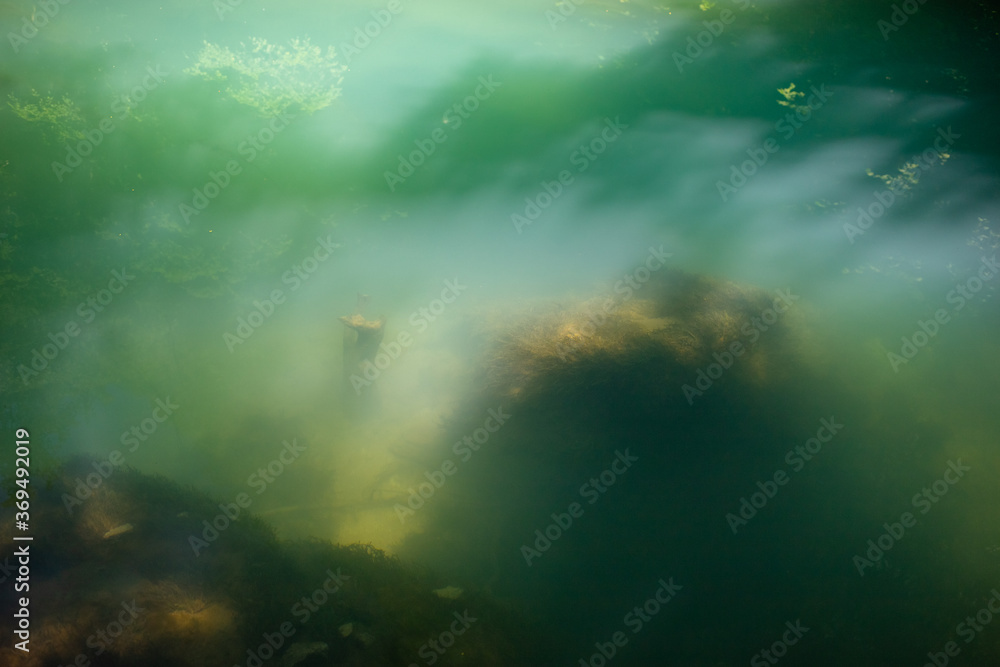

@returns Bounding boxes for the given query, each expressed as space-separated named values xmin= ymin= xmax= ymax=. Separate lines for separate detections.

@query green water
xmin=2 ymin=0 xmax=1000 ymax=665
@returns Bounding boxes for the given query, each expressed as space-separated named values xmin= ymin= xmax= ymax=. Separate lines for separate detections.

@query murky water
xmin=2 ymin=0 xmax=999 ymax=665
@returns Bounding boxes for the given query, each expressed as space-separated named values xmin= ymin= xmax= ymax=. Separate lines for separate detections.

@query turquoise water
xmin=2 ymin=0 xmax=1000 ymax=665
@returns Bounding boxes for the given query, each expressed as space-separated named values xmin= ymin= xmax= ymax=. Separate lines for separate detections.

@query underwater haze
xmin=2 ymin=0 xmax=1000 ymax=665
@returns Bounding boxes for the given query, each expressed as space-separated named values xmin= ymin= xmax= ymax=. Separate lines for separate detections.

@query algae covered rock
xmin=0 ymin=460 xmax=553 ymax=666
xmin=476 ymin=268 xmax=811 ymax=423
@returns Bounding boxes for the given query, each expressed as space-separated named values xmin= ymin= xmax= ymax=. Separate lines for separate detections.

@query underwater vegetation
xmin=185 ymin=38 xmax=348 ymax=118
xmin=0 ymin=0 xmax=996 ymax=663
xmin=387 ymin=265 xmax=989 ymax=666
xmin=0 ymin=460 xmax=555 ymax=666
xmin=0 ymin=268 xmax=824 ymax=665
xmin=0 ymin=253 xmax=987 ymax=666
xmin=7 ymin=91 xmax=87 ymax=144
xmin=471 ymin=268 xmax=816 ymax=444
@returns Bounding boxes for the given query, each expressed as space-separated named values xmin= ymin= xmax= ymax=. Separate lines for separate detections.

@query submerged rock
xmin=475 ymin=268 xmax=814 ymax=434
xmin=0 ymin=461 xmax=552 ymax=666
